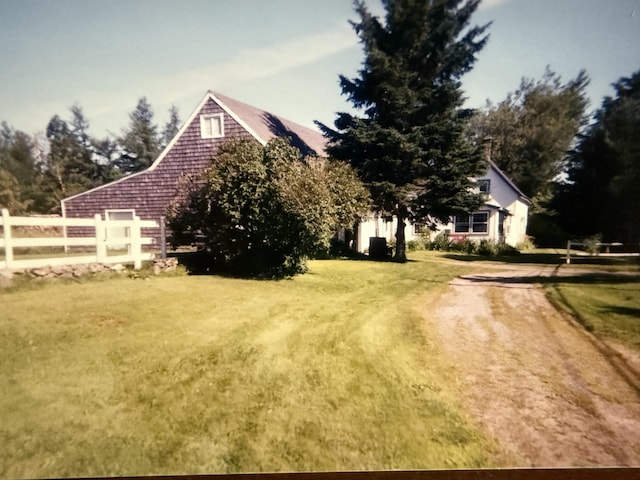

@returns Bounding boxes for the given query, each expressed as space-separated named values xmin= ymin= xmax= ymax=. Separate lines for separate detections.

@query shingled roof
xmin=212 ymin=92 xmax=327 ymax=156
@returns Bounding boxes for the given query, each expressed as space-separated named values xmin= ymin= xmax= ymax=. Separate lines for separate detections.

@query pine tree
xmin=42 ymin=113 xmax=100 ymax=211
xmin=162 ymin=105 xmax=181 ymax=148
xmin=318 ymin=0 xmax=490 ymax=262
xmin=117 ymin=97 xmax=160 ymax=175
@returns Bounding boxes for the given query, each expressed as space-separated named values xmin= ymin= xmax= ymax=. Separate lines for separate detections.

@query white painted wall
xmin=353 ymin=164 xmax=530 ymax=253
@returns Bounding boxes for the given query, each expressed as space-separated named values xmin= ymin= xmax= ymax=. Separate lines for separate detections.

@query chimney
xmin=483 ymin=136 xmax=493 ymax=162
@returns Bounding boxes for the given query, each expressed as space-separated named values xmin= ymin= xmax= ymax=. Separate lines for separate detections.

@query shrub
xmin=583 ymin=233 xmax=602 ymax=255
xmin=166 ymin=138 xmax=370 ymax=278
xmin=407 ymin=239 xmax=427 ymax=251
xmin=429 ymin=233 xmax=451 ymax=251
xmin=496 ymin=243 xmax=520 ymax=256
xmin=477 ymin=239 xmax=497 ymax=256
xmin=516 ymin=236 xmax=536 ymax=251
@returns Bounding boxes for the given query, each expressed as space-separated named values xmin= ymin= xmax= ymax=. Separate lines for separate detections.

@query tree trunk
xmin=394 ymin=210 xmax=407 ymax=263
xmin=350 ymin=221 xmax=360 ymax=254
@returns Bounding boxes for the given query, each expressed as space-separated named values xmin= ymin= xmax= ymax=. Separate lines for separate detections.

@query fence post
xmin=160 ymin=216 xmax=167 ymax=259
xmin=132 ymin=216 xmax=142 ymax=270
xmin=1 ymin=209 xmax=14 ymax=268
xmin=566 ymin=240 xmax=571 ymax=264
xmin=95 ymin=214 xmax=107 ymax=263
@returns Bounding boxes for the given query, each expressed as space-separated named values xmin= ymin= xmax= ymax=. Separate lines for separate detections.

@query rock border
xmin=0 ymin=257 xmax=179 ymax=283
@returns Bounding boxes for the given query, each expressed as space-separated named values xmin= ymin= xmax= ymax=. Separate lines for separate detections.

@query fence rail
xmin=0 ymin=209 xmax=159 ymax=270
xmin=565 ymin=240 xmax=625 ymax=264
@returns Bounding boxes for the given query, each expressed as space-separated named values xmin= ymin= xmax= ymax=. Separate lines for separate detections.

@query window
xmin=454 ymin=215 xmax=470 ymax=233
xmin=105 ymin=209 xmax=134 ymax=250
xmin=200 ymin=113 xmax=224 ymax=139
xmin=471 ymin=212 xmax=488 ymax=233
xmin=454 ymin=212 xmax=489 ymax=233
xmin=477 ymin=179 xmax=490 ymax=195
xmin=414 ymin=223 xmax=426 ymax=234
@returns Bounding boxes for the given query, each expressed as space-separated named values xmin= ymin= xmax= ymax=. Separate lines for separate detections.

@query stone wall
xmin=0 ymin=257 xmax=179 ymax=283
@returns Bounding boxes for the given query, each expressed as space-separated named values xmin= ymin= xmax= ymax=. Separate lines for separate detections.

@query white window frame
xmin=477 ymin=179 xmax=490 ymax=195
xmin=454 ymin=211 xmax=489 ymax=234
xmin=471 ymin=211 xmax=489 ymax=233
xmin=200 ymin=113 xmax=224 ymax=139
xmin=105 ymin=209 xmax=135 ymax=250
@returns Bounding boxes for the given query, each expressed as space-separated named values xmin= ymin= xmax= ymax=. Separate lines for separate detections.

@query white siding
xmin=354 ymin=164 xmax=530 ymax=253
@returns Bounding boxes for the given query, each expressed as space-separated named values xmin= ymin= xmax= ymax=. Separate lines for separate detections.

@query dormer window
xmin=200 ymin=113 xmax=224 ymax=139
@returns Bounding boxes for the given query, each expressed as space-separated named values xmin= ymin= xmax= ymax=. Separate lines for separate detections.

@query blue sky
xmin=0 ymin=0 xmax=638 ymax=139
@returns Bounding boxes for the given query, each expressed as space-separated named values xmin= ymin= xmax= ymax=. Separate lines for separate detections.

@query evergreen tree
xmin=556 ymin=69 xmax=640 ymax=244
xmin=162 ymin=105 xmax=181 ymax=148
xmin=117 ymin=97 xmax=160 ymax=175
xmin=318 ymin=0 xmax=489 ymax=262
xmin=42 ymin=113 xmax=100 ymax=212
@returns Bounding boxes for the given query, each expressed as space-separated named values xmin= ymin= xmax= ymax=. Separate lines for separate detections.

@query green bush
xmin=477 ymin=239 xmax=497 ymax=256
xmin=166 ymin=138 xmax=370 ymax=278
xmin=407 ymin=239 xmax=427 ymax=251
xmin=516 ymin=236 xmax=536 ymax=251
xmin=496 ymin=243 xmax=521 ymax=256
xmin=583 ymin=233 xmax=602 ymax=255
xmin=429 ymin=233 xmax=451 ymax=251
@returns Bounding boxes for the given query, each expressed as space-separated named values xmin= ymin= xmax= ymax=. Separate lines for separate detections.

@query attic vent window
xmin=478 ymin=179 xmax=490 ymax=194
xmin=200 ymin=113 xmax=224 ymax=139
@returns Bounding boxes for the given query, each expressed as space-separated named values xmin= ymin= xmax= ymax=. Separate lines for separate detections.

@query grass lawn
xmin=546 ymin=274 xmax=640 ymax=352
xmin=0 ymin=252 xmax=496 ymax=478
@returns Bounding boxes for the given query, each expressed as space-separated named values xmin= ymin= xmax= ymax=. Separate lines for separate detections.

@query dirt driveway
xmin=431 ymin=264 xmax=640 ymax=466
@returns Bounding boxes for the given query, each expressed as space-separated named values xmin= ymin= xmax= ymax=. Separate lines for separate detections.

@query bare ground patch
xmin=429 ymin=266 xmax=640 ymax=467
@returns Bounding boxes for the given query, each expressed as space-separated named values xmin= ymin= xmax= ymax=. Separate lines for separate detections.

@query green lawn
xmin=0 ymin=252 xmax=496 ymax=478
xmin=546 ymin=273 xmax=640 ymax=351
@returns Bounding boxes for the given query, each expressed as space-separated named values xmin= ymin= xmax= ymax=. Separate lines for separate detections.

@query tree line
xmin=0 ymin=98 xmax=180 ymax=214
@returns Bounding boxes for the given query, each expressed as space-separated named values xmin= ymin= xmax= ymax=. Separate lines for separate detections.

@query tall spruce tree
xmin=162 ymin=105 xmax=181 ymax=148
xmin=318 ymin=0 xmax=489 ymax=262
xmin=117 ymin=97 xmax=160 ymax=175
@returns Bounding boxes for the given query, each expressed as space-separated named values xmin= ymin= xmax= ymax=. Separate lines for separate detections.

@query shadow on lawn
xmin=460 ymin=271 xmax=640 ymax=286
xmin=598 ymin=305 xmax=640 ymax=319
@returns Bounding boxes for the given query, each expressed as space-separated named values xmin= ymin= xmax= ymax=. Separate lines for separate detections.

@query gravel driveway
xmin=431 ymin=264 xmax=640 ymax=466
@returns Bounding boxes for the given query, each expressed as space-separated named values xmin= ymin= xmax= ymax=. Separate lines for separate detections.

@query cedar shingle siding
xmin=61 ymin=93 xmax=325 ymax=245
xmin=63 ymin=98 xmax=251 ymax=224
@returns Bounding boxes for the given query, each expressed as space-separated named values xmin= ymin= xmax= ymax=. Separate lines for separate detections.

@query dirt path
xmin=430 ymin=265 xmax=640 ymax=466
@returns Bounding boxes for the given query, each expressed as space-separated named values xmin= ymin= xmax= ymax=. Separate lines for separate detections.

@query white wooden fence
xmin=0 ymin=209 xmax=158 ymax=270
xmin=565 ymin=240 xmax=625 ymax=264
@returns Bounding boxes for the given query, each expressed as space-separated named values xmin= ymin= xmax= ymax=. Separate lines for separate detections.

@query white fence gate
xmin=0 ymin=209 xmax=159 ymax=270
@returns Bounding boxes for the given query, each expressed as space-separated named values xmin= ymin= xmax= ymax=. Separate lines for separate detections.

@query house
xmin=61 ymin=91 xmax=327 ymax=243
xmin=62 ymin=91 xmax=529 ymax=251
xmin=354 ymin=159 xmax=530 ymax=251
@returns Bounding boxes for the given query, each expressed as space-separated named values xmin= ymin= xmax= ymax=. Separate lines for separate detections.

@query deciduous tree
xmin=318 ymin=0 xmax=489 ymax=262
xmin=0 ymin=122 xmax=40 ymax=213
xmin=469 ymin=67 xmax=590 ymax=203
xmin=167 ymin=138 xmax=370 ymax=278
